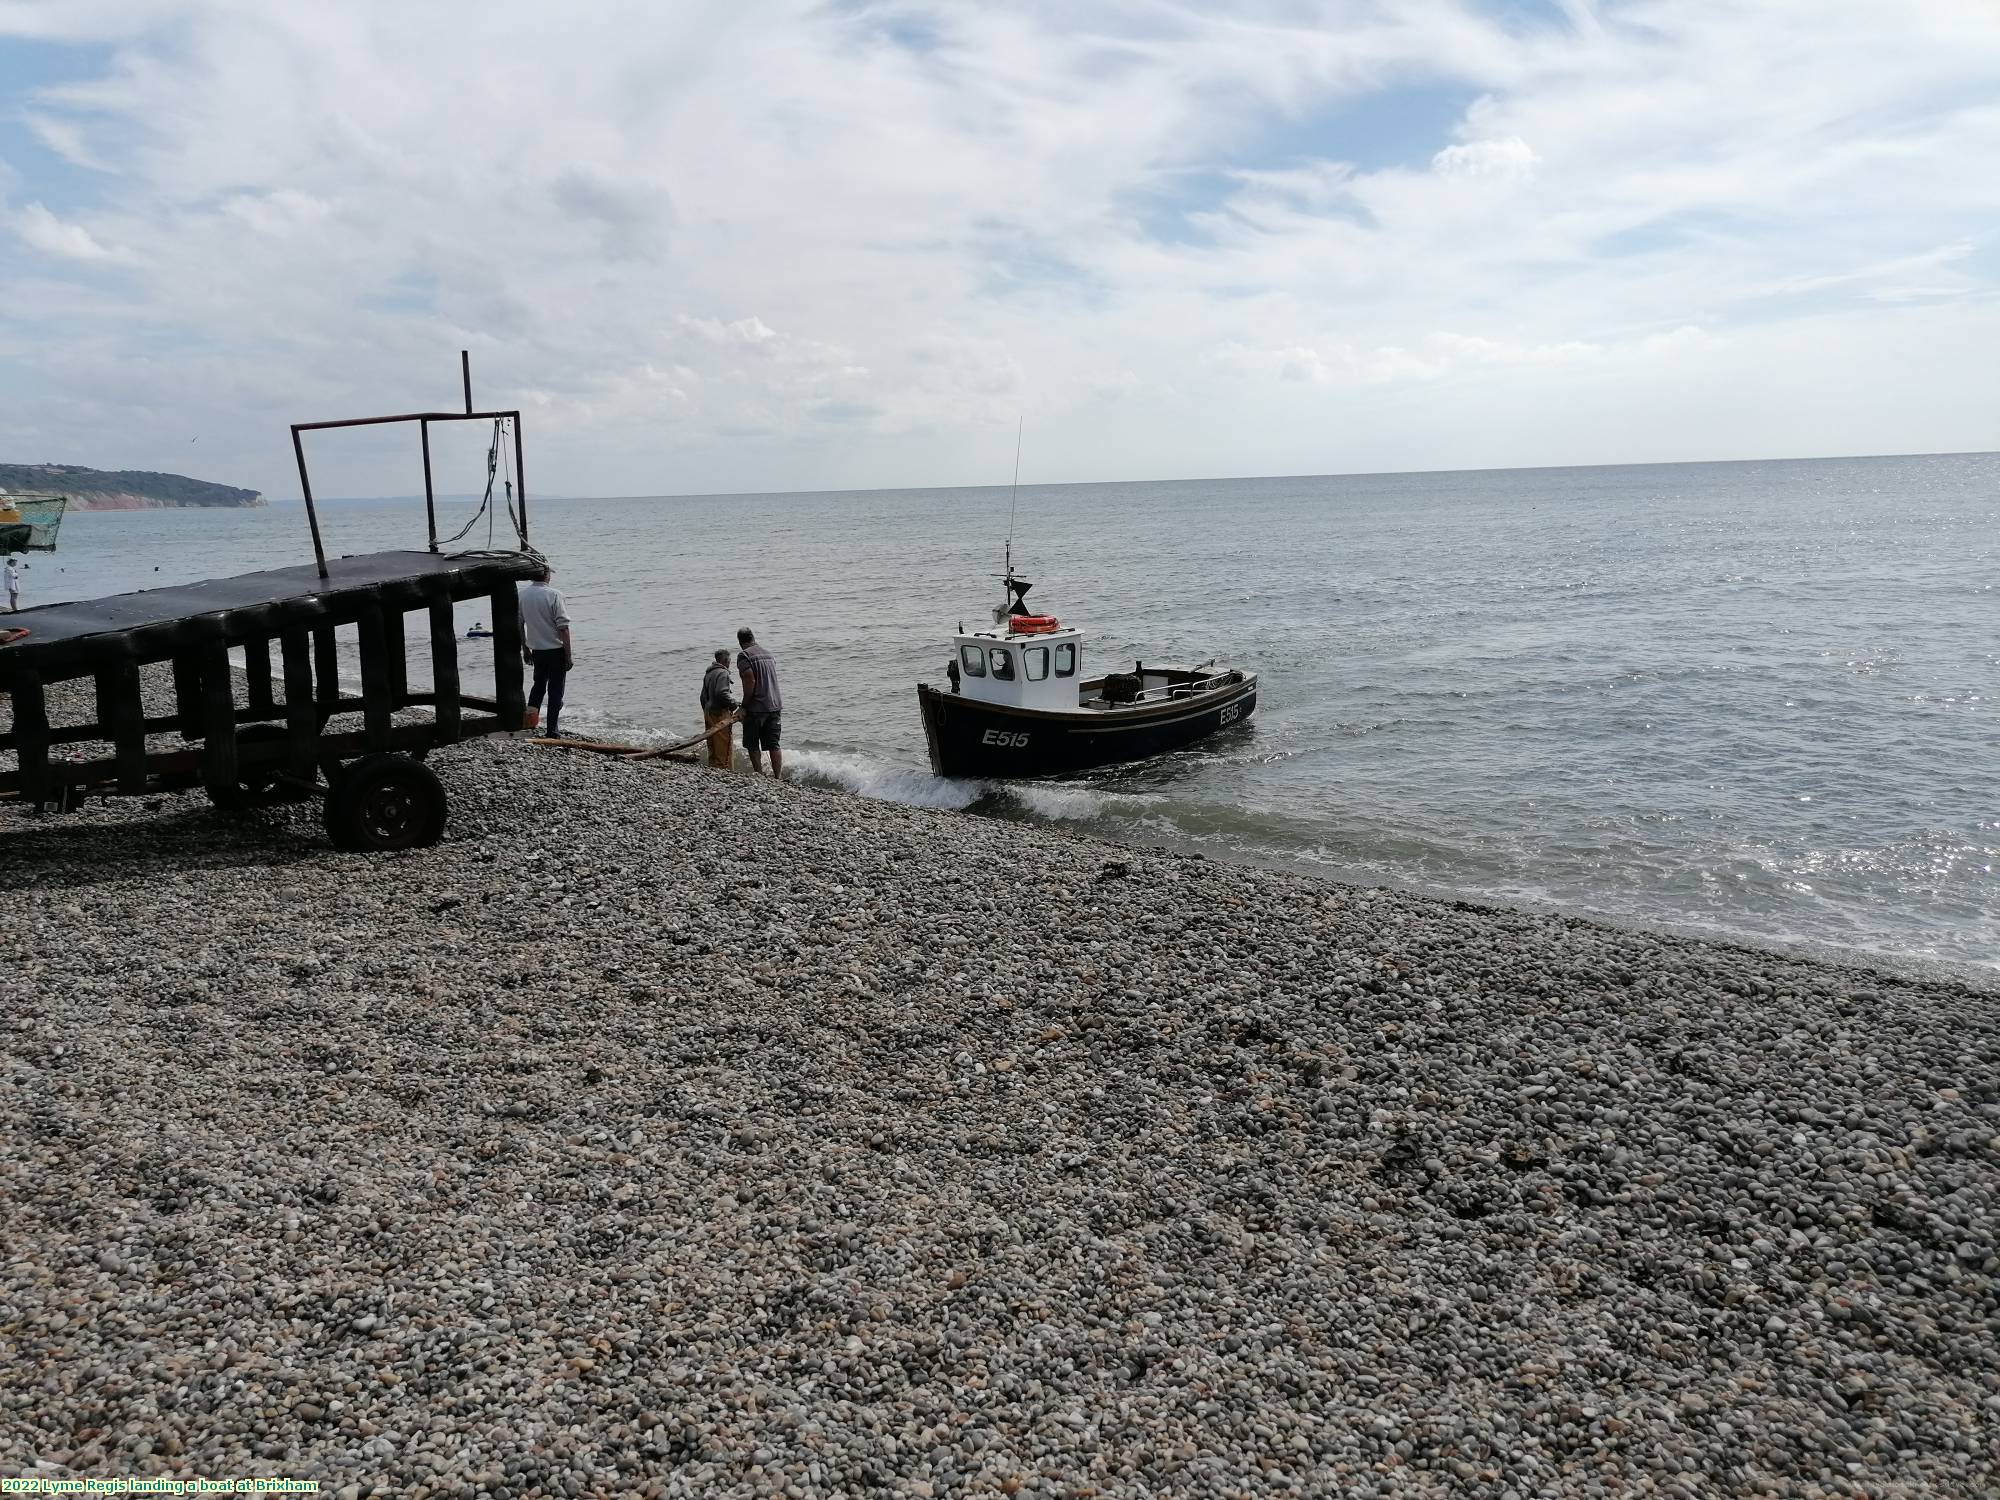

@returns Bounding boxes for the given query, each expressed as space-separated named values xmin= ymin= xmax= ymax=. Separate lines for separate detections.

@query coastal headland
xmin=1 ymin=715 xmax=1994 ymax=1495
xmin=0 ymin=464 xmax=263 ymax=511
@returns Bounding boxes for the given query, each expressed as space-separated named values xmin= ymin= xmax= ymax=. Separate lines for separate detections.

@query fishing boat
xmin=0 ymin=491 xmax=68 ymax=554
xmin=915 ymin=571 xmax=1257 ymax=779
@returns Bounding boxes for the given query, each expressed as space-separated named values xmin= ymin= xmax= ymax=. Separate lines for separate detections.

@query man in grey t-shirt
xmin=736 ymin=627 xmax=782 ymax=778
xmin=518 ymin=563 xmax=572 ymax=737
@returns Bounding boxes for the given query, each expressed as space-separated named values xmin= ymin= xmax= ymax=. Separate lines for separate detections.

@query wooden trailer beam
xmin=490 ymin=580 xmax=525 ymax=730
xmin=96 ymin=663 xmax=147 ymax=794
xmin=9 ymin=672 xmax=51 ymax=806
xmin=280 ymin=631 xmax=316 ymax=781
xmin=356 ymin=603 xmax=393 ymax=750
xmin=382 ymin=606 xmax=408 ymax=704
xmin=244 ymin=636 xmax=275 ymax=716
xmin=171 ymin=656 xmax=202 ymax=740
xmin=1 ymin=715 xmax=508 ymax=795
xmin=200 ymin=642 xmax=237 ymax=794
xmin=313 ymin=626 xmax=340 ymax=719
xmin=428 ymin=598 xmax=461 ymax=745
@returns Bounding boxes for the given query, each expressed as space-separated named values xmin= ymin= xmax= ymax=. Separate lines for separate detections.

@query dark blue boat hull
xmin=917 ymin=676 xmax=1256 ymax=778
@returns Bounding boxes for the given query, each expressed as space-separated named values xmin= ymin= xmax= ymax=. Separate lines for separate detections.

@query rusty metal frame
xmin=289 ymin=349 xmax=530 ymax=579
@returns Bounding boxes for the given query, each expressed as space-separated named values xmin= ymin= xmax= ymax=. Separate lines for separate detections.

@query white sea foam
xmin=786 ymin=748 xmax=985 ymax=811
xmin=1006 ymin=783 xmax=1116 ymax=821
xmin=786 ymin=748 xmax=1148 ymax=824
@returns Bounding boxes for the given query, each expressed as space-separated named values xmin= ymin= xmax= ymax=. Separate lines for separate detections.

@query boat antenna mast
xmin=999 ymin=415 xmax=1032 ymax=619
xmin=1005 ymin=415 xmax=1023 ymax=579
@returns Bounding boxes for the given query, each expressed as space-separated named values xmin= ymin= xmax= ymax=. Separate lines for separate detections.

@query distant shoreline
xmin=62 ymin=492 xmax=268 ymax=512
xmin=0 ymin=461 xmax=262 ymax=511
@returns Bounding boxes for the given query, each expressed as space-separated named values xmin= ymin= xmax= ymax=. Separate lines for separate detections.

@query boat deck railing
xmin=1083 ymin=668 xmax=1243 ymax=708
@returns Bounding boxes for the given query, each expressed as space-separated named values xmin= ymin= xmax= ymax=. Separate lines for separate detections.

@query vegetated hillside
xmin=0 ymin=462 xmax=263 ymax=508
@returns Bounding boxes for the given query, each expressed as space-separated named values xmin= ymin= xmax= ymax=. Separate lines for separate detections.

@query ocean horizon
xmin=272 ymin=445 xmax=2000 ymax=508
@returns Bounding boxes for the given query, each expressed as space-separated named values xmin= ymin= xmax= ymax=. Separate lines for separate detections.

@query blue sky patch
xmin=0 ymin=39 xmax=122 ymax=216
xmin=973 ymin=225 xmax=1104 ymax=306
xmin=1591 ymin=209 xmax=1762 ymax=259
xmin=1249 ymin=81 xmax=1483 ymax=175
xmin=1124 ymin=81 xmax=1470 ymax=247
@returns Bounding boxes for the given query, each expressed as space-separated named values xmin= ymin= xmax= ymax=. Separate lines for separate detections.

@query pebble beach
xmin=3 ymin=706 xmax=1997 ymax=1497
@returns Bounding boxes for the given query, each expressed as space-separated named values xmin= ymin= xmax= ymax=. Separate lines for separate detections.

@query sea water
xmin=30 ymin=452 xmax=1999 ymax=970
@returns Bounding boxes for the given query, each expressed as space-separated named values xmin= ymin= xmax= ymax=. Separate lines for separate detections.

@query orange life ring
xmin=1008 ymin=615 xmax=1060 ymax=635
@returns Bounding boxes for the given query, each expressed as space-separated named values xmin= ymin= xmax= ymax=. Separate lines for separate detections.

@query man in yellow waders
xmin=700 ymin=648 xmax=739 ymax=770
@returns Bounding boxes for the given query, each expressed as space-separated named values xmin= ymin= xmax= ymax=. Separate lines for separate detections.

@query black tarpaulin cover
xmin=0 ymin=548 xmax=537 ymax=684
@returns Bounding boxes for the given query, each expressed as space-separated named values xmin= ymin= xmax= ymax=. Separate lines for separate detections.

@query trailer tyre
xmin=323 ymin=753 xmax=448 ymax=852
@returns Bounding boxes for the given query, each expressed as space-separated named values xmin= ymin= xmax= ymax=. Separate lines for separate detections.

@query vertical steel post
xmin=292 ymin=426 xmax=329 ymax=580
xmin=420 ymin=417 xmax=438 ymax=553
xmin=462 ymin=349 xmax=472 ymax=415
xmin=511 ymin=414 xmax=529 ymax=546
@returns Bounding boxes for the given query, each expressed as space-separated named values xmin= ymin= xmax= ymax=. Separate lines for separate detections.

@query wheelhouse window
xmin=1023 ymin=645 xmax=1050 ymax=681
xmin=988 ymin=646 xmax=1016 ymax=680
xmin=958 ymin=643 xmax=987 ymax=677
xmin=1054 ymin=642 xmax=1077 ymax=677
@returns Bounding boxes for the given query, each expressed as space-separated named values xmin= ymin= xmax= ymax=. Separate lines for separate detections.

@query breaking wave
xmin=785 ymin=746 xmax=1159 ymax=826
xmin=784 ymin=748 xmax=987 ymax=812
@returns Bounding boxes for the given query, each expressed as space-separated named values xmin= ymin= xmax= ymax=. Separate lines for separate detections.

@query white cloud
xmin=0 ymin=1 xmax=1996 ymax=495
xmin=219 ymin=188 xmax=331 ymax=236
xmin=12 ymin=201 xmax=134 ymax=262
xmin=1431 ymin=135 xmax=1539 ymax=180
xmin=24 ymin=113 xmax=112 ymax=171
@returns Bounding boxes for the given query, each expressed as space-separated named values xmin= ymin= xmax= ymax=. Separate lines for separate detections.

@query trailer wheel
xmin=323 ymin=753 xmax=448 ymax=852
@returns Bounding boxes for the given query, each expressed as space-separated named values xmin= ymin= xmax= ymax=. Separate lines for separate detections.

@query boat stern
xmin=915 ymin=683 xmax=948 ymax=776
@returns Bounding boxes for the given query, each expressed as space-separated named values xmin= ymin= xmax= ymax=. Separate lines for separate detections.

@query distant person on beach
xmin=518 ymin=563 xmax=572 ymax=737
xmin=736 ymin=627 xmax=783 ymax=777
xmin=700 ymin=648 xmax=739 ymax=770
xmin=5 ymin=556 xmax=18 ymax=612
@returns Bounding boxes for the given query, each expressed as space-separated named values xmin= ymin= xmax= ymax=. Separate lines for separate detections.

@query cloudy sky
xmin=2 ymin=0 xmax=1996 ymax=500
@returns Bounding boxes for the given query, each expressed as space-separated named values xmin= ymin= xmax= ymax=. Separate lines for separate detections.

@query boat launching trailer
xmin=0 ymin=355 xmax=540 ymax=851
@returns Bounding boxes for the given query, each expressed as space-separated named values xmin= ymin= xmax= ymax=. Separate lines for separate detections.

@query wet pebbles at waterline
xmin=2 ymin=735 xmax=1996 ymax=1497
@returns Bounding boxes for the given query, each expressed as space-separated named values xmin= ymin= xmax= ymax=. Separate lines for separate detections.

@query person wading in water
xmin=736 ymin=627 xmax=783 ymax=778
xmin=700 ymin=647 xmax=740 ymax=770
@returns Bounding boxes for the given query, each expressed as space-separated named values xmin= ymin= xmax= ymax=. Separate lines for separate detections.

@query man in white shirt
xmin=5 ymin=556 xmax=18 ymax=613
xmin=517 ymin=562 xmax=572 ymax=736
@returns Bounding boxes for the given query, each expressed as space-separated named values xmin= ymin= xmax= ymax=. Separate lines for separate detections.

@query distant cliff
xmin=0 ymin=462 xmax=264 ymax=510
